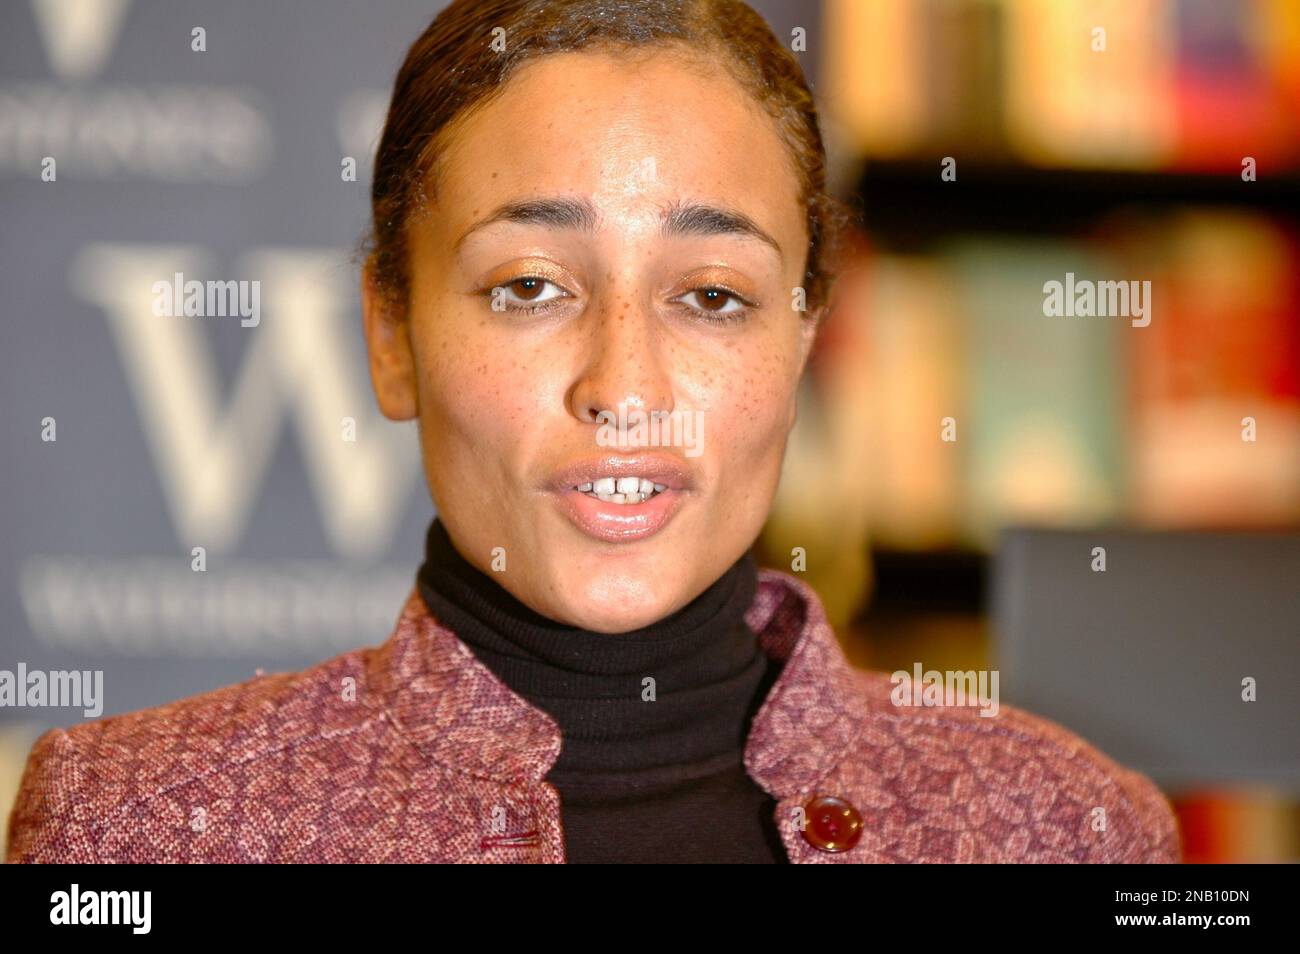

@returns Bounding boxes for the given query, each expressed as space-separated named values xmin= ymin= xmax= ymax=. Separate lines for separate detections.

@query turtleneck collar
xmin=414 ymin=517 xmax=779 ymax=787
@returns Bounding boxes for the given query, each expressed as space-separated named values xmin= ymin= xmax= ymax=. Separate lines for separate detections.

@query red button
xmin=801 ymin=794 xmax=863 ymax=852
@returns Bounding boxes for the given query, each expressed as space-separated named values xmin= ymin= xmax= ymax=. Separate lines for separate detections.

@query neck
xmin=414 ymin=517 xmax=778 ymax=782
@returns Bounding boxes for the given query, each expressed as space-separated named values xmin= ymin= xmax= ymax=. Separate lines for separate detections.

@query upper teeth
xmin=575 ymin=476 xmax=668 ymax=503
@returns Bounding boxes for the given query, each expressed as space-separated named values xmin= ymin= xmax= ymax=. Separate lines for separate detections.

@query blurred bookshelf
xmin=762 ymin=0 xmax=1300 ymax=861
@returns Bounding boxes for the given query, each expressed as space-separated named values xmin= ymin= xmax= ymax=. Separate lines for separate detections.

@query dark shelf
xmin=850 ymin=158 xmax=1300 ymax=251
xmin=861 ymin=547 xmax=989 ymax=617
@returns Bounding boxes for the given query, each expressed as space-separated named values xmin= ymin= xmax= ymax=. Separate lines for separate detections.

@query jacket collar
xmin=366 ymin=568 xmax=867 ymax=798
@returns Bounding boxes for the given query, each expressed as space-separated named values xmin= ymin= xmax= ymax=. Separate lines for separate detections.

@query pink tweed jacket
xmin=6 ymin=568 xmax=1181 ymax=863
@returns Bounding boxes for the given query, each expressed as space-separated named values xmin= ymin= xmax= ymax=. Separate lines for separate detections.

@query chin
xmin=559 ymin=571 xmax=689 ymax=633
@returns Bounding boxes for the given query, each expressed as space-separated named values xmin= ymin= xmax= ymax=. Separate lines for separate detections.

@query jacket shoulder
xmin=5 ymin=644 xmax=381 ymax=863
xmin=839 ymin=669 xmax=1182 ymax=863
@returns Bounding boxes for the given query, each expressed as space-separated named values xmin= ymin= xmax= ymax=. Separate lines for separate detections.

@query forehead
xmin=431 ymin=48 xmax=805 ymax=246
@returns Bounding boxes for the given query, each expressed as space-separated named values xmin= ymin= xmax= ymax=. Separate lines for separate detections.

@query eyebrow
xmin=453 ymin=195 xmax=784 ymax=262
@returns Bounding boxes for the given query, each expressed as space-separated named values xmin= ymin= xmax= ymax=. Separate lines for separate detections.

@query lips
xmin=545 ymin=454 xmax=695 ymax=495
xmin=546 ymin=454 xmax=694 ymax=543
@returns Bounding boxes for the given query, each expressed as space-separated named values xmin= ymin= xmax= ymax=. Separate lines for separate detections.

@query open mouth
xmin=548 ymin=455 xmax=692 ymax=542
xmin=575 ymin=477 xmax=668 ymax=505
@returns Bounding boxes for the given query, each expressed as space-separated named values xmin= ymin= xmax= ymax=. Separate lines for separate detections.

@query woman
xmin=6 ymin=0 xmax=1180 ymax=863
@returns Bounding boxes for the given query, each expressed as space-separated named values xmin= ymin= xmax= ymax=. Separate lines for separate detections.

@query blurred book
xmin=1002 ymin=0 xmax=1178 ymax=169
xmin=1114 ymin=210 xmax=1300 ymax=525
xmin=1171 ymin=0 xmax=1300 ymax=171
xmin=948 ymin=239 xmax=1126 ymax=546
xmin=823 ymin=0 xmax=1300 ymax=173
xmin=1175 ymin=787 xmax=1300 ymax=863
xmin=857 ymin=253 xmax=965 ymax=549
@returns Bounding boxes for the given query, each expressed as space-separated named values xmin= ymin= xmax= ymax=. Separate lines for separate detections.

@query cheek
xmin=689 ymin=330 xmax=801 ymax=465
xmin=414 ymin=310 xmax=551 ymax=448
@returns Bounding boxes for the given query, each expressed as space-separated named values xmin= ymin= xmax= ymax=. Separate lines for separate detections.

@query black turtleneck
xmin=415 ymin=517 xmax=788 ymax=863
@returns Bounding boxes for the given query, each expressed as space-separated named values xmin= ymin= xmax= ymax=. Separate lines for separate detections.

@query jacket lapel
xmin=743 ymin=569 xmax=881 ymax=862
xmin=367 ymin=567 xmax=866 ymax=862
xmin=365 ymin=590 xmax=562 ymax=783
xmin=742 ymin=569 xmax=871 ymax=796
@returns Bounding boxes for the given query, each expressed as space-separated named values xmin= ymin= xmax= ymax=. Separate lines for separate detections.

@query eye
xmin=491 ymin=277 xmax=568 ymax=312
xmin=675 ymin=286 xmax=752 ymax=321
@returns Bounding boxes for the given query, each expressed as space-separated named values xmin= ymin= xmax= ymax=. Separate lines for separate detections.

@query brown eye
xmin=491 ymin=276 xmax=566 ymax=312
xmin=697 ymin=288 xmax=731 ymax=311
xmin=511 ymin=277 xmax=545 ymax=300
xmin=676 ymin=286 xmax=750 ymax=320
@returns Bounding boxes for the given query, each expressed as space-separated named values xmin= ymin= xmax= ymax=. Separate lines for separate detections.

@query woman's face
xmin=364 ymin=47 xmax=817 ymax=632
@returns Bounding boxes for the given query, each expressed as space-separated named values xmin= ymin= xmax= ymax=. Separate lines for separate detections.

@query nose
xmin=567 ymin=293 xmax=675 ymax=428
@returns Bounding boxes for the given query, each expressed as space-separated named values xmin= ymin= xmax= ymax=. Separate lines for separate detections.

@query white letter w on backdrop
xmin=71 ymin=243 xmax=419 ymax=560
